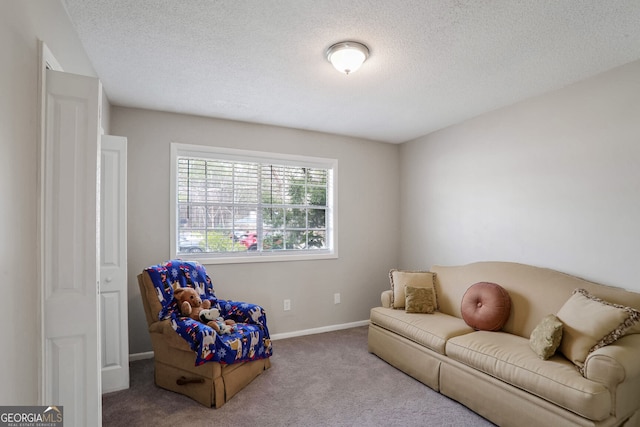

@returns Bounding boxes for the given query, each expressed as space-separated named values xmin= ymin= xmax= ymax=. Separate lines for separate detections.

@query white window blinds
xmin=172 ymin=144 xmax=336 ymax=262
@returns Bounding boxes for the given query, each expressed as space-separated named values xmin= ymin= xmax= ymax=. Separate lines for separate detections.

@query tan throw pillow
xmin=405 ymin=286 xmax=436 ymax=314
xmin=556 ymin=288 xmax=640 ymax=370
xmin=389 ymin=270 xmax=436 ymax=310
xmin=529 ymin=314 xmax=563 ymax=360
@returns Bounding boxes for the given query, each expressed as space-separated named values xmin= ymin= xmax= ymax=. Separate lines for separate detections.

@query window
xmin=170 ymin=143 xmax=337 ymax=263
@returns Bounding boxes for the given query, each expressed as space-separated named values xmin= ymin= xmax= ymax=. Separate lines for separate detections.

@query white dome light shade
xmin=326 ymin=41 xmax=369 ymax=75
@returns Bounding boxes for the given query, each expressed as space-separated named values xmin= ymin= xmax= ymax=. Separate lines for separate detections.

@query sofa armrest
xmin=584 ymin=334 xmax=640 ymax=388
xmin=381 ymin=290 xmax=392 ymax=308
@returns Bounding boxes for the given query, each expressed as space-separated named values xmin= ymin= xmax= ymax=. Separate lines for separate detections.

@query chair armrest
xmin=381 ymin=290 xmax=392 ymax=308
xmin=584 ymin=334 xmax=640 ymax=388
xmin=148 ymin=319 xmax=193 ymax=352
xmin=148 ymin=319 xmax=171 ymax=334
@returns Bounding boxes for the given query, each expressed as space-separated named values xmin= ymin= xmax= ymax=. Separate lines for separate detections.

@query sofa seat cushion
xmin=446 ymin=331 xmax=611 ymax=421
xmin=370 ymin=307 xmax=474 ymax=354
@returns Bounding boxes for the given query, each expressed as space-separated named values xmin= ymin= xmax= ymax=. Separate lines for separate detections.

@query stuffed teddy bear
xmin=173 ymin=285 xmax=212 ymax=323
xmin=173 ymin=284 xmax=237 ymax=334
xmin=199 ymin=307 xmax=237 ymax=335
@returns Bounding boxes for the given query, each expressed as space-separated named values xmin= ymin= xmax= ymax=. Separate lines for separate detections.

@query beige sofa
xmin=368 ymin=262 xmax=640 ymax=427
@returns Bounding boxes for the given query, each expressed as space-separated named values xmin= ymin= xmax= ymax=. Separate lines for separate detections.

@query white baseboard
xmin=129 ymin=351 xmax=154 ymax=361
xmin=270 ymin=320 xmax=370 ymax=341
xmin=127 ymin=320 xmax=370 ymax=361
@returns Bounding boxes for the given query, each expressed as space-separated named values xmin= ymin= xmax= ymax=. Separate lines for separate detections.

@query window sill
xmin=175 ymin=251 xmax=338 ymax=265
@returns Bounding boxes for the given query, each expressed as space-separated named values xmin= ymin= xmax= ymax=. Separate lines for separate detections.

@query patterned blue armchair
xmin=138 ymin=260 xmax=271 ymax=407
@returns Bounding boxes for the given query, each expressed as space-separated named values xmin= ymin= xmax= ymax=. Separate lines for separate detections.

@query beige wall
xmin=111 ymin=108 xmax=401 ymax=354
xmin=399 ymin=60 xmax=640 ymax=293
xmin=0 ymin=0 xmax=98 ymax=405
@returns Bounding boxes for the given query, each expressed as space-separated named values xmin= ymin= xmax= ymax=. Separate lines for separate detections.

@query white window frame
xmin=170 ymin=143 xmax=338 ymax=264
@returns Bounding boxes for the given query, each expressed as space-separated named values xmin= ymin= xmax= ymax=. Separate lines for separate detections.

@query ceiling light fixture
xmin=326 ymin=41 xmax=369 ymax=75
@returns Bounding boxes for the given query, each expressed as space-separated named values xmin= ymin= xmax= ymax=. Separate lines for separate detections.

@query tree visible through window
xmin=172 ymin=144 xmax=335 ymax=261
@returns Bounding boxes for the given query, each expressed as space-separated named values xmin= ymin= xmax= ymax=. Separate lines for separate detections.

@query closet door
xmin=100 ymin=135 xmax=129 ymax=393
xmin=42 ymin=69 xmax=101 ymax=427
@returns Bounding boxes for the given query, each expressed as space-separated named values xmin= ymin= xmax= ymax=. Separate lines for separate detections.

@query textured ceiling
xmin=62 ymin=0 xmax=640 ymax=144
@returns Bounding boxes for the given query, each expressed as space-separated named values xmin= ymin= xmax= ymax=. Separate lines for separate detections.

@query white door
xmin=100 ymin=135 xmax=129 ymax=393
xmin=42 ymin=69 xmax=102 ymax=427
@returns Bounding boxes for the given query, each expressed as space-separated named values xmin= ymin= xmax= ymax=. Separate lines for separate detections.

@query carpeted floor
xmin=103 ymin=326 xmax=495 ymax=426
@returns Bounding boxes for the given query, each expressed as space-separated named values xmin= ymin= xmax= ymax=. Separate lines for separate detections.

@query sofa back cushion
xmin=432 ymin=262 xmax=640 ymax=338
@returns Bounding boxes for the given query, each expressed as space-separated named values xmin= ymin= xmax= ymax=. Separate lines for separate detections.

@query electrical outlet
xmin=284 ymin=299 xmax=291 ymax=311
xmin=334 ymin=293 xmax=341 ymax=304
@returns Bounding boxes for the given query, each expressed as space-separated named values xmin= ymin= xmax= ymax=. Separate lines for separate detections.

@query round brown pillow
xmin=461 ymin=282 xmax=511 ymax=331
